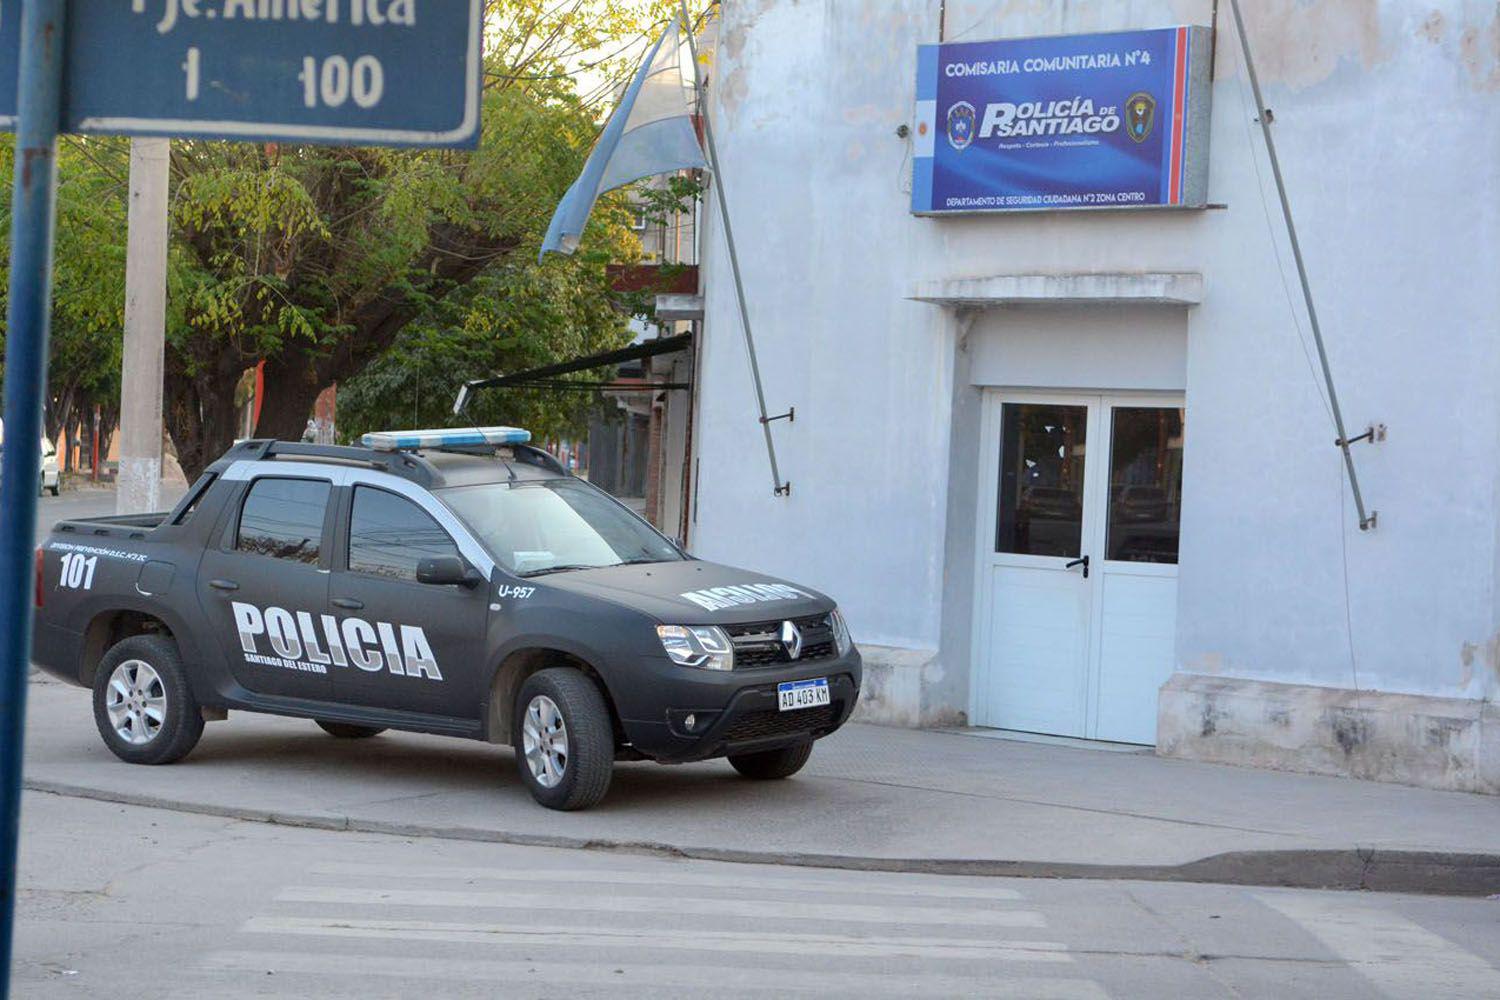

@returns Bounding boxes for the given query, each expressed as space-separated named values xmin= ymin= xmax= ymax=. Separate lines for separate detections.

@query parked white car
xmin=0 ymin=419 xmax=61 ymax=496
xmin=40 ymin=437 xmax=60 ymax=496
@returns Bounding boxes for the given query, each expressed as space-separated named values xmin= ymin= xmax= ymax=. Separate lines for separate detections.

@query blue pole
xmin=0 ymin=0 xmax=66 ymax=991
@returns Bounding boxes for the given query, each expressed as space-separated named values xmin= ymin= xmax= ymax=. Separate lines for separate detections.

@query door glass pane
xmin=996 ymin=403 xmax=1088 ymax=557
xmin=348 ymin=487 xmax=460 ymax=581
xmin=236 ymin=477 xmax=330 ymax=564
xmin=1106 ymin=407 xmax=1184 ymax=564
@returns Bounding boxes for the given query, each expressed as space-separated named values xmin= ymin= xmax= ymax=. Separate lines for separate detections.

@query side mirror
xmin=416 ymin=555 xmax=481 ymax=588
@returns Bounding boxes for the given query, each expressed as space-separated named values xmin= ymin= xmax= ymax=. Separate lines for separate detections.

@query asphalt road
xmin=12 ymin=790 xmax=1500 ymax=999
xmin=33 ymin=483 xmax=186 ymax=546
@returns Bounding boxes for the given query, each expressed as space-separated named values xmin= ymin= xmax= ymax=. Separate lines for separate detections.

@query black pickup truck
xmin=31 ymin=429 xmax=861 ymax=810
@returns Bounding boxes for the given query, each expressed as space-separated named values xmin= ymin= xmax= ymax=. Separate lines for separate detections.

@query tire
xmin=512 ymin=668 xmax=614 ymax=811
xmin=728 ymin=741 xmax=813 ymax=780
xmin=315 ymin=720 xmax=386 ymax=739
xmin=49 ymin=483 xmax=60 ymax=497
xmin=92 ymin=634 xmax=204 ymax=765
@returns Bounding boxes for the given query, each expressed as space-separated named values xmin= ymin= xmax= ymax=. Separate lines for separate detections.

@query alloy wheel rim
xmin=105 ymin=659 xmax=166 ymax=746
xmin=521 ymin=694 xmax=568 ymax=788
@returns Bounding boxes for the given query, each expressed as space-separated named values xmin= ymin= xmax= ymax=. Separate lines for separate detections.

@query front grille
xmin=722 ymin=704 xmax=838 ymax=742
xmin=726 ymin=614 xmax=837 ymax=669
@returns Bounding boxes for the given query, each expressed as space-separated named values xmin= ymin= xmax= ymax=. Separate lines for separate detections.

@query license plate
xmin=777 ymin=677 xmax=830 ymax=712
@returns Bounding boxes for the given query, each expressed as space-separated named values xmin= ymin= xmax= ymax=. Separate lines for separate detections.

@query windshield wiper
xmin=519 ymin=563 xmax=602 ymax=578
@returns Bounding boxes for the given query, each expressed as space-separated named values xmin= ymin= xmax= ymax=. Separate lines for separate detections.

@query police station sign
xmin=0 ymin=0 xmax=483 ymax=147
xmin=911 ymin=26 xmax=1213 ymax=214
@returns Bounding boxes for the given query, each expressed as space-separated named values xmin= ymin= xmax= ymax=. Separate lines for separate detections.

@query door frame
xmin=969 ymin=388 xmax=1185 ymax=739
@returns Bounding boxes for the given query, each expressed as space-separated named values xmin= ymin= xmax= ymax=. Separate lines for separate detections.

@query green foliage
xmin=337 ymin=252 xmax=633 ymax=443
xmin=0 ymin=0 xmax=699 ymax=476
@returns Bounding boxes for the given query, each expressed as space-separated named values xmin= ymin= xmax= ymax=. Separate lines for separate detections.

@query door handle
xmin=332 ymin=597 xmax=364 ymax=610
xmin=208 ymin=579 xmax=239 ymax=592
xmin=1064 ymin=555 xmax=1090 ymax=579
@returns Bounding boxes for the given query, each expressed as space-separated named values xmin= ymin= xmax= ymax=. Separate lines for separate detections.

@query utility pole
xmin=116 ymin=137 xmax=170 ymax=515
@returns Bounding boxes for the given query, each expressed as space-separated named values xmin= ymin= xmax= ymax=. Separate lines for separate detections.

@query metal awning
xmin=453 ymin=333 xmax=692 ymax=414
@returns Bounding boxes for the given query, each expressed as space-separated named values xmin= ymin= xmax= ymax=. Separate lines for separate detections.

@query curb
xmin=24 ymin=778 xmax=1500 ymax=896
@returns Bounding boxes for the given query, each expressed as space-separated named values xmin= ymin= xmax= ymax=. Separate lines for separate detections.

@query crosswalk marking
xmin=306 ymin=861 xmax=1026 ymax=900
xmin=244 ymin=914 xmax=1075 ymax=962
xmin=1257 ymin=893 xmax=1500 ymax=1000
xmin=203 ymin=950 xmax=1112 ymax=998
xmin=276 ymin=884 xmax=1049 ymax=927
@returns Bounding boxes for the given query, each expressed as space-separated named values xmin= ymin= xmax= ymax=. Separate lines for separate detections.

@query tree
xmin=0 ymin=136 xmax=129 ymax=467
xmin=0 ymin=1 xmax=681 ymax=478
xmin=337 ymin=242 xmax=637 ymax=443
xmin=157 ymin=0 xmax=675 ymax=477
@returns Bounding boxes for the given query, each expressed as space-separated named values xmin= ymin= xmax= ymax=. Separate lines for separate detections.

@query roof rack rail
xmin=515 ymin=443 xmax=567 ymax=476
xmin=222 ymin=439 xmax=437 ymax=487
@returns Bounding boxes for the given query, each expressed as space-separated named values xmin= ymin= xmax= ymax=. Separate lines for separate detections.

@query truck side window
xmin=236 ymin=477 xmax=330 ymax=564
xmin=348 ymin=486 xmax=460 ymax=581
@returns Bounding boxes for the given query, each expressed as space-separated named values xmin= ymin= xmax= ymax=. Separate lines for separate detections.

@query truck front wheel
xmin=91 ymin=635 xmax=204 ymax=765
xmin=512 ymin=668 xmax=614 ymax=811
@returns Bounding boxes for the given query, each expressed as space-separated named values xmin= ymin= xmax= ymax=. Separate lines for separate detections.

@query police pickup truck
xmin=31 ymin=428 xmax=860 ymax=810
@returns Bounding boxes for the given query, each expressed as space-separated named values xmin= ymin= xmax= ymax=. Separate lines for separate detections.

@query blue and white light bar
xmin=361 ymin=426 xmax=532 ymax=452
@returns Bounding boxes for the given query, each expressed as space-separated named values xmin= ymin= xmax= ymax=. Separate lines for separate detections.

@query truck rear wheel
xmin=512 ymin=668 xmax=614 ymax=811
xmin=315 ymin=721 xmax=386 ymax=739
xmin=92 ymin=635 xmax=204 ymax=765
xmin=728 ymin=741 xmax=813 ymax=780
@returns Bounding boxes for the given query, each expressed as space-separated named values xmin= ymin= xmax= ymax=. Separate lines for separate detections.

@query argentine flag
xmin=540 ymin=18 xmax=707 ymax=259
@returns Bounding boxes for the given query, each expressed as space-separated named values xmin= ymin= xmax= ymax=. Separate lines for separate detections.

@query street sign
xmin=0 ymin=0 xmax=483 ymax=147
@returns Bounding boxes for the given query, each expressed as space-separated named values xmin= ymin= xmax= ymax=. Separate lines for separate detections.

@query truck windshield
xmin=438 ymin=479 xmax=685 ymax=576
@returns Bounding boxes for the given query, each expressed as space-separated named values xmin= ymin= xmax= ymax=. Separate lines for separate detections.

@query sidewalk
xmin=21 ymin=679 xmax=1500 ymax=893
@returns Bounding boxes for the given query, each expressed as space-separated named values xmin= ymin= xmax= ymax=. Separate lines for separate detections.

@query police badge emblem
xmin=1126 ymin=92 xmax=1156 ymax=143
xmin=946 ymin=101 xmax=976 ymax=151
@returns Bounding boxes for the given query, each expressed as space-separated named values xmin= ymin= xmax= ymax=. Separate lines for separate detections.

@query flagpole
xmin=1229 ymin=0 xmax=1374 ymax=531
xmin=680 ymin=2 xmax=790 ymax=497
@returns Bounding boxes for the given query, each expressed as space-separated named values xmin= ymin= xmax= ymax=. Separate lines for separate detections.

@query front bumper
xmin=618 ymin=648 xmax=862 ymax=763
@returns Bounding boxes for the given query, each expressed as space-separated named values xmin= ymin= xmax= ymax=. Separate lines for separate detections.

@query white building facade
xmin=688 ymin=1 xmax=1500 ymax=794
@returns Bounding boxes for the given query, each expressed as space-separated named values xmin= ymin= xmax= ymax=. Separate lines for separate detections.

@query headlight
xmin=830 ymin=609 xmax=853 ymax=657
xmin=656 ymin=624 xmax=735 ymax=671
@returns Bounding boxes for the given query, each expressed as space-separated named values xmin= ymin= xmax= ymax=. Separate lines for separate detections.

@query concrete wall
xmin=695 ymin=0 xmax=1500 ymax=787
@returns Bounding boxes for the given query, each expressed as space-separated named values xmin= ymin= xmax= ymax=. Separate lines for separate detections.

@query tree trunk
xmin=254 ymin=355 xmax=327 ymax=444
xmin=165 ymin=355 xmax=248 ymax=481
xmin=62 ymin=409 xmax=81 ymax=473
xmin=46 ymin=383 xmax=75 ymax=445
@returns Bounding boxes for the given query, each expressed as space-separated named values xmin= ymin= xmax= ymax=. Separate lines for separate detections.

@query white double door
xmin=972 ymin=391 xmax=1185 ymax=745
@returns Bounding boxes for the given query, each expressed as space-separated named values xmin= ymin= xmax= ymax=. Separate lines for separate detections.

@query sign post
xmin=0 ymin=1 xmax=67 ymax=987
xmin=0 ymin=2 xmax=485 ymax=989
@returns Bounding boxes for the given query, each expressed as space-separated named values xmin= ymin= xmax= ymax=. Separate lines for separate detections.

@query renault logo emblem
xmin=779 ymin=620 xmax=804 ymax=660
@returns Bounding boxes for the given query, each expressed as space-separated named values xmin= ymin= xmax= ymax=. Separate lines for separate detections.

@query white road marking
xmin=306 ymin=861 xmax=1025 ymax=900
xmin=276 ymin=885 xmax=1048 ymax=927
xmin=203 ymin=950 xmax=1111 ymax=998
xmin=1257 ymin=893 xmax=1500 ymax=999
xmin=243 ymin=915 xmax=1074 ymax=962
